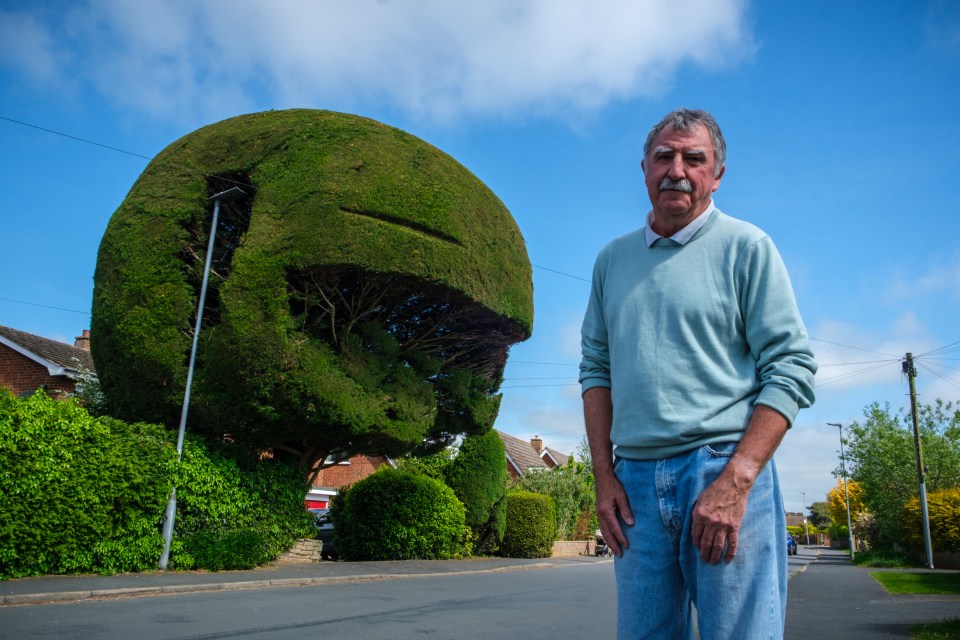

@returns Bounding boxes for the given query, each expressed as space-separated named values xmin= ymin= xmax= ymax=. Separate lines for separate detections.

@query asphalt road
xmin=0 ymin=560 xmax=617 ymax=640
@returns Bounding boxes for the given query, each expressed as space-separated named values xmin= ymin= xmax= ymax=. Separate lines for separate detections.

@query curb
xmin=1 ymin=561 xmax=561 ymax=607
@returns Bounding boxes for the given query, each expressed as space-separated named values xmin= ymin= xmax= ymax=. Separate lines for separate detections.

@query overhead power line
xmin=0 ymin=115 xmax=153 ymax=160
xmin=0 ymin=297 xmax=90 ymax=315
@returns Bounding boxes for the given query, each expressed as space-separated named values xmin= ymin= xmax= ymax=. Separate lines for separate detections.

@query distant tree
xmin=808 ymin=501 xmax=832 ymax=528
xmin=575 ymin=434 xmax=592 ymax=468
xmin=445 ymin=429 xmax=508 ymax=553
xmin=826 ymin=479 xmax=866 ymax=525
xmin=844 ymin=400 xmax=960 ymax=550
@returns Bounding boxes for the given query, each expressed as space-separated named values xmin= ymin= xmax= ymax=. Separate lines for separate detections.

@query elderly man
xmin=580 ymin=108 xmax=816 ymax=639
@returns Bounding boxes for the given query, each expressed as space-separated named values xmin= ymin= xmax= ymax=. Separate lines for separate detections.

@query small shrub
xmin=500 ymin=491 xmax=556 ymax=558
xmin=182 ymin=529 xmax=269 ymax=571
xmin=332 ymin=468 xmax=469 ymax=560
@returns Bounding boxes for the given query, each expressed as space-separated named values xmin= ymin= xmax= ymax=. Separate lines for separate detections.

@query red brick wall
xmin=311 ymin=454 xmax=390 ymax=490
xmin=0 ymin=345 xmax=75 ymax=398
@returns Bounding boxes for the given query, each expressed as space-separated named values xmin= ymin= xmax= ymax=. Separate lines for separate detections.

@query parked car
xmin=786 ymin=534 xmax=798 ymax=556
xmin=309 ymin=508 xmax=338 ymax=560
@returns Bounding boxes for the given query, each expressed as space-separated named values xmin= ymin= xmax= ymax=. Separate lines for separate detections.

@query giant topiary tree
xmin=92 ymin=109 xmax=533 ymax=471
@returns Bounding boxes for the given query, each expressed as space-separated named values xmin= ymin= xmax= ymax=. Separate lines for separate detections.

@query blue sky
xmin=2 ymin=0 xmax=959 ymax=513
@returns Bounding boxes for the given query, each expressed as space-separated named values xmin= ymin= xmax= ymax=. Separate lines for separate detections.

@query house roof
xmin=0 ymin=325 xmax=95 ymax=378
xmin=496 ymin=430 xmax=548 ymax=477
xmin=542 ymin=446 xmax=571 ymax=467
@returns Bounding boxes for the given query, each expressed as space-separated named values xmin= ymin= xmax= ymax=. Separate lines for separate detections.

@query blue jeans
xmin=613 ymin=443 xmax=786 ymax=640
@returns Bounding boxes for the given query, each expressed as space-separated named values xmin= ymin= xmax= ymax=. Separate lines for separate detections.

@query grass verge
xmin=912 ymin=618 xmax=960 ymax=639
xmin=872 ymin=572 xmax=960 ymax=595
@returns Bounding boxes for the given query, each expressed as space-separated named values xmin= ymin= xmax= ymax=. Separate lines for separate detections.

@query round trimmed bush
xmin=332 ymin=468 xmax=469 ymax=560
xmin=500 ymin=491 xmax=557 ymax=558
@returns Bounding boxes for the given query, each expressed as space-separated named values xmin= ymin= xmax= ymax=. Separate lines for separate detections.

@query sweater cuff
xmin=755 ymin=386 xmax=801 ymax=427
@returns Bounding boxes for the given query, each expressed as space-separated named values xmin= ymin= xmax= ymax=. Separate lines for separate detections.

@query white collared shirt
xmin=644 ymin=200 xmax=716 ymax=247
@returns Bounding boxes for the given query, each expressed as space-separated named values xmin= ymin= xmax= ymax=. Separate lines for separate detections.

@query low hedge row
xmin=0 ymin=391 xmax=311 ymax=578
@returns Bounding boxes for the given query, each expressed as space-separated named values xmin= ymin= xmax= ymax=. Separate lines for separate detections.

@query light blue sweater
xmin=579 ymin=209 xmax=817 ymax=460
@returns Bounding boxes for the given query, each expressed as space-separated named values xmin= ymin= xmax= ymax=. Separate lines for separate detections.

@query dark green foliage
xmin=395 ymin=448 xmax=455 ymax=482
xmin=168 ymin=440 xmax=314 ymax=571
xmin=808 ymin=501 xmax=832 ymax=528
xmin=331 ymin=468 xmax=469 ymax=560
xmin=500 ymin=491 xmax=557 ymax=558
xmin=445 ymin=429 xmax=508 ymax=553
xmin=181 ymin=529 xmax=268 ymax=572
xmin=92 ymin=109 xmax=533 ymax=470
xmin=0 ymin=392 xmax=312 ymax=578
xmin=0 ymin=390 xmax=174 ymax=578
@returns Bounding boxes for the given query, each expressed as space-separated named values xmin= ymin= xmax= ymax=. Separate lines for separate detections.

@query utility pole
xmin=903 ymin=353 xmax=935 ymax=569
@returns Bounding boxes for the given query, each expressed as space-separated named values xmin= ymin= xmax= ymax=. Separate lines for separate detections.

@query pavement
xmin=4 ymin=545 xmax=960 ymax=638
xmin=786 ymin=546 xmax=960 ymax=639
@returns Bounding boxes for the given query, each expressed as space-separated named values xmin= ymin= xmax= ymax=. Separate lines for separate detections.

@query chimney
xmin=530 ymin=435 xmax=543 ymax=453
xmin=74 ymin=329 xmax=91 ymax=351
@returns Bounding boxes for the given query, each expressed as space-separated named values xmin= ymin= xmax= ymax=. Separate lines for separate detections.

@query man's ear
xmin=641 ymin=159 xmax=646 ymax=175
xmin=712 ymin=164 xmax=725 ymax=192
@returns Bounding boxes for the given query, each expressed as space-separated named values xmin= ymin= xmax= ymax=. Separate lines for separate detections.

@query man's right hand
xmin=594 ymin=469 xmax=633 ymax=557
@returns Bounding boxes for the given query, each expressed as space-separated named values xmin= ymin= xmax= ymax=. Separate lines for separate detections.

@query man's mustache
xmin=659 ymin=177 xmax=693 ymax=193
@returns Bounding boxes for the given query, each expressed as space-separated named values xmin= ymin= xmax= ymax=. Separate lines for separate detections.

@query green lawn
xmin=912 ymin=618 xmax=960 ymax=639
xmin=872 ymin=572 xmax=960 ymax=595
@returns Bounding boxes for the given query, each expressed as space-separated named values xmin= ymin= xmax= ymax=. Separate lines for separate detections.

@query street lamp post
xmin=827 ymin=422 xmax=855 ymax=561
xmin=801 ymin=491 xmax=810 ymax=546
xmin=159 ymin=186 xmax=245 ymax=570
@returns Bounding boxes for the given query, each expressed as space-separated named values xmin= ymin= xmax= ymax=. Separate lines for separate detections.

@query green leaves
xmin=845 ymin=400 xmax=960 ymax=551
xmin=332 ymin=468 xmax=469 ymax=561
xmin=500 ymin=491 xmax=556 ymax=559
xmin=0 ymin=391 xmax=312 ymax=578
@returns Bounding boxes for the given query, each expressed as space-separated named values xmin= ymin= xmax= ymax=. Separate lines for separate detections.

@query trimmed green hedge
xmin=445 ymin=429 xmax=507 ymax=553
xmin=0 ymin=391 xmax=312 ymax=578
xmin=332 ymin=468 xmax=470 ymax=560
xmin=500 ymin=491 xmax=556 ymax=558
xmin=92 ymin=109 xmax=533 ymax=470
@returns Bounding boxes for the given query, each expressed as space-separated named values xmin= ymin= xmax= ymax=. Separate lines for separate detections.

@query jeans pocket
xmin=703 ymin=441 xmax=738 ymax=458
xmin=613 ymin=456 xmax=625 ymax=476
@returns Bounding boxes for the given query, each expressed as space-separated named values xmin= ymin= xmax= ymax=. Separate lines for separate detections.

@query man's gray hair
xmin=643 ymin=108 xmax=726 ymax=176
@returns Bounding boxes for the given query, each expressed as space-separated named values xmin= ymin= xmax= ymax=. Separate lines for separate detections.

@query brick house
xmin=497 ymin=430 xmax=569 ymax=479
xmin=0 ymin=325 xmax=95 ymax=399
xmin=305 ymin=454 xmax=395 ymax=510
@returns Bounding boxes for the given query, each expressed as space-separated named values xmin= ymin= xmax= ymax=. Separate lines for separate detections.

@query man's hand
xmin=582 ymin=387 xmax=633 ymax=557
xmin=595 ymin=470 xmax=634 ymax=557
xmin=690 ymin=404 xmax=789 ymax=564
xmin=691 ymin=473 xmax=750 ymax=564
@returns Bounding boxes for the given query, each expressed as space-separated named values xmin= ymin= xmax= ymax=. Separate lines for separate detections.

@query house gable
xmin=0 ymin=326 xmax=95 ymax=399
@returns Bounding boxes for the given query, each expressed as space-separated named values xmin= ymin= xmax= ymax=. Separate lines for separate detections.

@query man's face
xmin=642 ymin=123 xmax=724 ymax=235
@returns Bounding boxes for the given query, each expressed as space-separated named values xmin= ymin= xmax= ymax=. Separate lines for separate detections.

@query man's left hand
xmin=691 ymin=474 xmax=750 ymax=564
xmin=689 ymin=405 xmax=790 ymax=564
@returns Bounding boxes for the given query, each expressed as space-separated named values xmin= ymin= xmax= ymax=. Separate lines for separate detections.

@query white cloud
xmin=7 ymin=0 xmax=752 ymax=122
xmin=0 ymin=9 xmax=65 ymax=84
xmin=889 ymin=252 xmax=960 ymax=301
